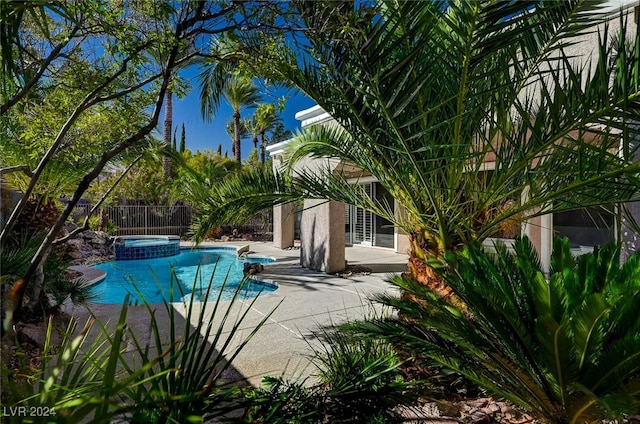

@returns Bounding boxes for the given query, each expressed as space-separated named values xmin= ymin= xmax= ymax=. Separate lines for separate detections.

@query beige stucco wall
xmin=394 ymin=203 xmax=412 ymax=254
xmin=273 ymin=202 xmax=295 ymax=249
xmin=300 ymin=199 xmax=345 ymax=272
xmin=270 ymin=154 xmax=296 ymax=249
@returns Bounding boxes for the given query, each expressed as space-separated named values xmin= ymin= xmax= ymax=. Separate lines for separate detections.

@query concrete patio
xmin=66 ymin=241 xmax=409 ymax=387
xmin=202 ymin=241 xmax=408 ymax=386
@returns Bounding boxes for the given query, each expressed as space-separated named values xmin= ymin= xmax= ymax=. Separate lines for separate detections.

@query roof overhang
xmin=265 ymin=139 xmax=291 ymax=157
xmin=295 ymin=105 xmax=332 ymax=128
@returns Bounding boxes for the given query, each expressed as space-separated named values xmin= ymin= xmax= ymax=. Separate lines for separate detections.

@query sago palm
xmin=348 ymin=237 xmax=640 ymax=422
xmin=168 ymin=148 xmax=240 ymax=207
xmin=191 ymin=1 xmax=640 ymax=289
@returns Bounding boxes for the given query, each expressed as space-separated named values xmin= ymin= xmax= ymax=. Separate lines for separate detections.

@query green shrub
xmin=1 ymin=269 xmax=277 ymax=423
xmin=242 ymin=376 xmax=322 ymax=424
xmin=0 ymin=235 xmax=41 ymax=283
xmin=312 ymin=328 xmax=417 ymax=422
xmin=87 ymin=213 xmax=117 ymax=235
xmin=353 ymin=237 xmax=640 ymax=423
xmin=42 ymin=254 xmax=95 ymax=309
xmin=0 ymin=235 xmax=90 ymax=318
xmin=242 ymin=325 xmax=418 ymax=423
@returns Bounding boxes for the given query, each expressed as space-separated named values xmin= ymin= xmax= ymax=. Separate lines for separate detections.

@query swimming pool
xmin=91 ymin=247 xmax=276 ymax=304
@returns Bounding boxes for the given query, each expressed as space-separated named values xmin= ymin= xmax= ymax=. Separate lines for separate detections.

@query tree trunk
xmin=260 ymin=132 xmax=266 ymax=163
xmin=404 ymin=234 xmax=469 ymax=318
xmin=163 ymin=88 xmax=173 ymax=178
xmin=5 ymin=50 xmax=178 ymax=331
xmin=23 ymin=247 xmax=51 ymax=318
xmin=233 ymin=110 xmax=241 ymax=163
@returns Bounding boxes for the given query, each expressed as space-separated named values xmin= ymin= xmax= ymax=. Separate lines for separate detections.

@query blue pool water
xmin=125 ymin=238 xmax=171 ymax=247
xmin=91 ymin=248 xmax=276 ymax=304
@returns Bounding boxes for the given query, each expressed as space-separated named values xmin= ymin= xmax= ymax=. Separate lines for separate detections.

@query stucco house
xmin=267 ymin=1 xmax=639 ymax=274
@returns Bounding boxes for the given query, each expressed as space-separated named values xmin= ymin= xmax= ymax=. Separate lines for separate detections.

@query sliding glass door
xmin=345 ymin=182 xmax=394 ymax=249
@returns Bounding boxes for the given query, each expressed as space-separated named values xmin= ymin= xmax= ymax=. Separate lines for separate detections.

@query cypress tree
xmin=179 ymin=123 xmax=186 ymax=153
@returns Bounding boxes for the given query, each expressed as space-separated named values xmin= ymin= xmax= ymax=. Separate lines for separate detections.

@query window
xmin=553 ymin=206 xmax=615 ymax=249
xmin=345 ymin=182 xmax=395 ymax=249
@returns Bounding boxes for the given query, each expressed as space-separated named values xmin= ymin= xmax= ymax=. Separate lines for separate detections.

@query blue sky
xmin=169 ymin=74 xmax=317 ymax=159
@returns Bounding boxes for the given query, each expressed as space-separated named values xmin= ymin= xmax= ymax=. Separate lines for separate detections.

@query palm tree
xmin=191 ymin=1 xmax=640 ymax=294
xmin=198 ymin=34 xmax=245 ymax=122
xmin=269 ymin=122 xmax=293 ymax=145
xmin=168 ymin=149 xmax=241 ymax=206
xmin=255 ymin=103 xmax=282 ymax=163
xmin=158 ymin=46 xmax=196 ymax=180
xmin=221 ymin=76 xmax=261 ymax=163
xmin=197 ymin=34 xmax=257 ymax=162
xmin=197 ymin=33 xmax=292 ymax=163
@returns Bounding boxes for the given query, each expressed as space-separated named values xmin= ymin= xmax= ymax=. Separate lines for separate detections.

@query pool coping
xmin=68 ymin=265 xmax=107 ymax=286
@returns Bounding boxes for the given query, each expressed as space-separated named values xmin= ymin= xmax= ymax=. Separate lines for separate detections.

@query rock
xmin=16 ymin=323 xmax=61 ymax=348
xmin=243 ymin=262 xmax=264 ymax=275
xmin=237 ymin=245 xmax=250 ymax=256
xmin=332 ymin=265 xmax=372 ymax=278
xmin=466 ymin=399 xmax=489 ymax=409
xmin=67 ymin=250 xmax=82 ymax=260
xmin=435 ymin=400 xmax=461 ymax=417
xmin=94 ymin=231 xmax=110 ymax=244
xmin=59 ymin=229 xmax=114 ymax=265
xmin=486 ymin=403 xmax=501 ymax=414
xmin=67 ymin=239 xmax=83 ymax=247
xmin=398 ymin=397 xmax=535 ymax=423
xmin=64 ymin=221 xmax=78 ymax=233
xmin=82 ymin=230 xmax=94 ymax=238
xmin=221 ymin=236 xmax=230 ymax=242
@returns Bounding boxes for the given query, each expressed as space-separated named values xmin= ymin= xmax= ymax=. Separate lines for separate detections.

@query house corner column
xmin=273 ymin=203 xmax=295 ymax=249
xmin=300 ymin=199 xmax=345 ymax=273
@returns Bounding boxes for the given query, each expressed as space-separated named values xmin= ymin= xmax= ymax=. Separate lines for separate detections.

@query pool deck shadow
xmin=66 ymin=241 xmax=408 ymax=389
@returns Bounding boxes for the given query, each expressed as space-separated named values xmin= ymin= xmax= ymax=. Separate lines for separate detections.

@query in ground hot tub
xmin=114 ymin=235 xmax=180 ymax=260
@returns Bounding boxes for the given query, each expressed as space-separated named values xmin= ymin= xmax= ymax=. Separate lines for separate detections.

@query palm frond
xmin=197 ymin=58 xmax=236 ymax=122
xmin=189 ymin=165 xmax=300 ymax=242
xmin=269 ymin=0 xmax=640 ymax=249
